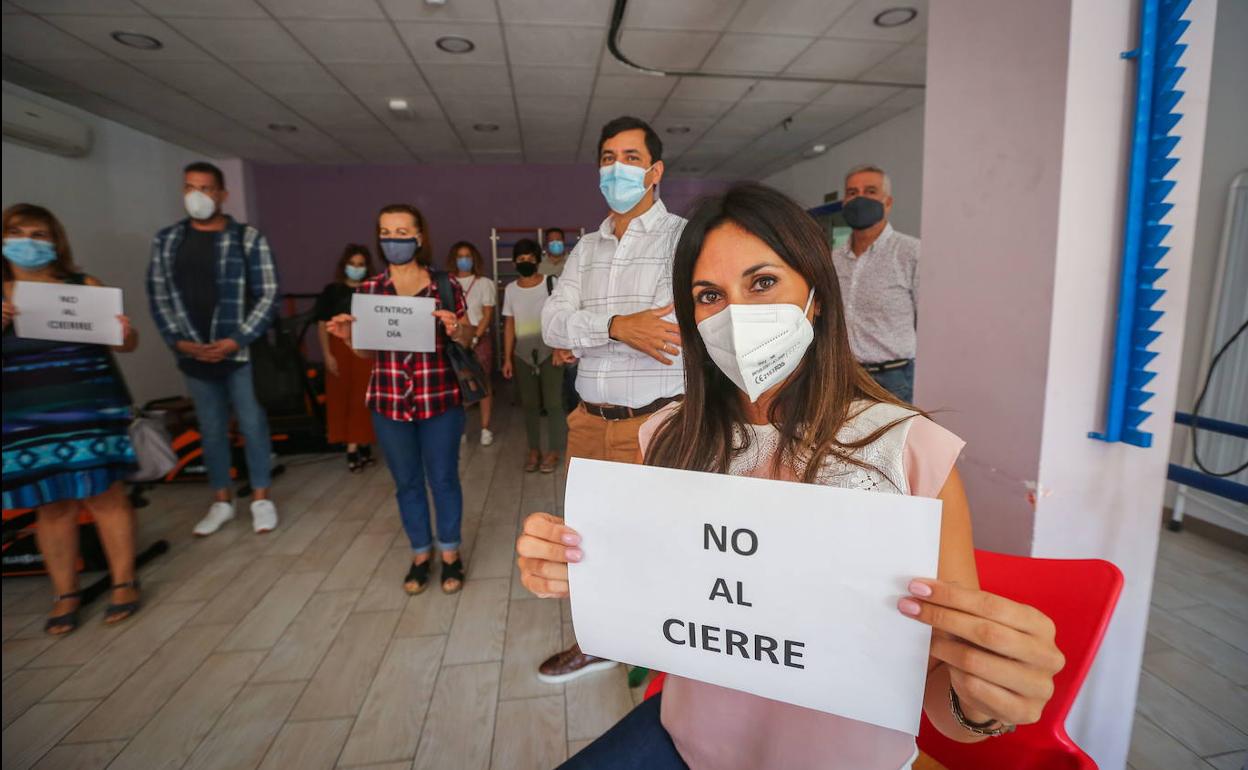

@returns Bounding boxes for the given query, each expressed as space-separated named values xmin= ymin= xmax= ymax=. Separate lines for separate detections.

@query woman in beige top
xmin=516 ymin=184 xmax=1064 ymax=770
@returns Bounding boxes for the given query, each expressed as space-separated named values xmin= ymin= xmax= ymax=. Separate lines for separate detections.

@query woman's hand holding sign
xmin=326 ymin=313 xmax=355 ymax=341
xmin=516 ymin=512 xmax=582 ymax=599
xmin=900 ymin=578 xmax=1064 ymax=731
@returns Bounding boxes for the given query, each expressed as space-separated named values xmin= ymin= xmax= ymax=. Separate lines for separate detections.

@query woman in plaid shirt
xmin=327 ymin=204 xmax=469 ymax=595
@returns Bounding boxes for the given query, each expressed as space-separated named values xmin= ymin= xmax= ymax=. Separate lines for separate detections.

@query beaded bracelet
xmin=949 ymin=686 xmax=1017 ymax=737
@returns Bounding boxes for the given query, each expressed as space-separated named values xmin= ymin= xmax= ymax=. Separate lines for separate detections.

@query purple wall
xmin=249 ymin=163 xmax=732 ymax=295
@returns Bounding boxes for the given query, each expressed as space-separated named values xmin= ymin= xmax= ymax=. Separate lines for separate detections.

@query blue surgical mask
xmin=599 ymin=162 xmax=654 ymax=214
xmin=345 ymin=264 xmax=368 ymax=281
xmin=3 ymin=238 xmax=57 ymax=269
xmin=547 ymin=240 xmax=565 ymax=256
xmin=380 ymin=238 xmax=419 ymax=265
xmin=456 ymin=256 xmax=474 ymax=273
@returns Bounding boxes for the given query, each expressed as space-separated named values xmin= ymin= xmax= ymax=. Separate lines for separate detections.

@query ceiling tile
xmin=593 ymin=74 xmax=675 ymax=100
xmin=12 ymin=57 xmax=159 ymax=97
xmin=505 ymin=24 xmax=604 ymax=68
xmin=280 ymin=91 xmax=378 ymax=128
xmin=521 ymin=126 xmax=580 ymax=148
xmin=784 ymin=38 xmax=900 ymax=79
xmin=619 ymin=0 xmax=737 ymax=32
xmin=134 ymin=0 xmax=268 ymax=18
xmin=130 ymin=58 xmax=258 ymax=96
xmin=497 ymin=0 xmax=613 ymax=27
xmin=650 ymin=114 xmax=717 ymax=137
xmin=258 ymin=0 xmax=385 ymax=20
xmin=323 ymin=61 xmax=430 ymax=95
xmin=395 ymin=20 xmax=505 ymax=65
xmin=824 ymin=0 xmax=928 ymax=43
xmin=233 ymin=61 xmax=346 ymax=94
xmin=860 ymin=44 xmax=926 ymax=85
xmin=420 ymin=63 xmax=512 ymax=96
xmin=166 ymin=18 xmax=311 ymax=62
xmin=729 ymin=0 xmax=855 ymax=36
xmin=655 ymin=98 xmax=735 ymax=121
xmin=815 ymin=82 xmax=898 ymax=108
xmin=741 ymin=79 xmax=830 ymax=103
xmin=1 ymin=14 xmax=110 ymax=59
xmin=378 ymin=0 xmax=496 ymax=22
xmin=284 ymin=19 xmax=409 ymax=63
xmin=586 ymin=97 xmax=664 ymax=125
xmin=2 ymin=56 xmax=89 ymax=96
xmin=420 ymin=148 xmax=471 ymax=162
xmin=471 ymin=149 xmax=524 ymax=163
xmin=44 ymin=14 xmax=210 ymax=61
xmin=667 ymin=77 xmax=754 ymax=102
xmin=516 ymin=94 xmax=586 ymax=121
xmin=439 ymin=96 xmax=517 ymax=125
xmin=525 ymin=149 xmax=576 ymax=164
xmin=701 ymin=34 xmax=813 ymax=75
xmin=719 ymin=100 xmax=805 ymax=131
xmin=203 ymin=87 xmax=304 ymax=126
xmin=10 ymin=0 xmax=141 ymax=13
xmin=511 ymin=65 xmax=595 ymax=97
xmin=3 ymin=2 xmax=23 ymax=11
xmin=602 ymin=29 xmax=719 ymax=73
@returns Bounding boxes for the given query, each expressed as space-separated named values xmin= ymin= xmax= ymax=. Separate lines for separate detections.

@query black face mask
xmin=842 ymin=196 xmax=885 ymax=230
xmin=515 ymin=261 xmax=538 ymax=277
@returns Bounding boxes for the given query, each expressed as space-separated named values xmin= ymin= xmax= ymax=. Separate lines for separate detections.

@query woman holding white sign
xmin=3 ymin=203 xmax=142 ymax=635
xmin=516 ymin=184 xmax=1065 ymax=769
xmin=326 ymin=204 xmax=470 ymax=595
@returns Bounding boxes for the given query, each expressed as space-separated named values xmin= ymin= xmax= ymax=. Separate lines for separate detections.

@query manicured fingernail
xmin=898 ymin=598 xmax=921 ymax=616
xmin=908 ymin=580 xmax=933 ymax=597
xmin=565 ymin=548 xmax=583 ymax=562
xmin=560 ymin=532 xmax=580 ymax=545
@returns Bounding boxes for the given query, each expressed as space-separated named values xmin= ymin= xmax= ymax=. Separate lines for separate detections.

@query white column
xmin=916 ymin=2 xmax=1217 ymax=768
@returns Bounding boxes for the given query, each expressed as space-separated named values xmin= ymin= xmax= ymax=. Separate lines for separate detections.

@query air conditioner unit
xmin=2 ymin=91 xmax=93 ymax=158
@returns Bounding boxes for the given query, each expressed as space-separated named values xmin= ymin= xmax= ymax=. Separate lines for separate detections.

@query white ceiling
xmin=1 ymin=0 xmax=926 ymax=179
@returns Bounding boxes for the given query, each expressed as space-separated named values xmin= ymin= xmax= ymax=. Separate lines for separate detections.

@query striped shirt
xmin=146 ymin=216 xmax=280 ymax=364
xmin=831 ymin=224 xmax=920 ymax=364
xmin=541 ymin=199 xmax=687 ymax=408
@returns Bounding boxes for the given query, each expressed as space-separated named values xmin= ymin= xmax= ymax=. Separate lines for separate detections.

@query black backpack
xmin=434 ymin=271 xmax=489 ymax=406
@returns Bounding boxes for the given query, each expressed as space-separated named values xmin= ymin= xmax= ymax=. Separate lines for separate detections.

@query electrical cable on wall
xmin=1189 ymin=318 xmax=1248 ymax=477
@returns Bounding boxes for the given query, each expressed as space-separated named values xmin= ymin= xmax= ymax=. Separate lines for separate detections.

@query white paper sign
xmin=566 ymin=458 xmax=942 ymax=736
xmin=12 ymin=281 xmax=124 ymax=346
xmin=350 ymin=293 xmax=436 ymax=352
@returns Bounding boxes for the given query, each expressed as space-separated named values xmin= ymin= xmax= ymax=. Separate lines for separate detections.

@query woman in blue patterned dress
xmin=3 ymin=204 xmax=142 ymax=635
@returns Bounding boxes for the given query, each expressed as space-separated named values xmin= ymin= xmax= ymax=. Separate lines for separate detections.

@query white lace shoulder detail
xmin=728 ymin=401 xmax=916 ymax=495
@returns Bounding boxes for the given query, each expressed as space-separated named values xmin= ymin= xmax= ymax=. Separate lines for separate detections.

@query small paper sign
xmin=12 ymin=281 xmax=124 ymax=346
xmin=350 ymin=293 xmax=437 ymax=352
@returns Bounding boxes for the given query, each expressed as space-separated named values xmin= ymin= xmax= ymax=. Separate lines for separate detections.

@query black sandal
xmin=347 ymin=451 xmax=362 ymax=473
xmin=359 ymin=445 xmax=376 ymax=467
xmin=44 ymin=590 xmax=81 ymax=636
xmin=404 ymin=559 xmax=432 ymax=595
xmin=104 ymin=580 xmax=141 ymax=625
xmin=441 ymin=558 xmax=465 ymax=594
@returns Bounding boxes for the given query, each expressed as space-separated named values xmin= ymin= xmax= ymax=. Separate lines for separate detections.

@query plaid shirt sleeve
xmin=231 ymin=227 xmax=280 ymax=348
xmin=146 ymin=230 xmax=186 ymax=348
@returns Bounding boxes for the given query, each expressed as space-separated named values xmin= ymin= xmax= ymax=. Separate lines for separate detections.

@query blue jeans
xmin=871 ymin=359 xmax=915 ymax=403
xmin=560 ymin=695 xmax=687 ymax=769
xmin=184 ymin=364 xmax=272 ymax=493
xmin=372 ymin=407 xmax=465 ymax=553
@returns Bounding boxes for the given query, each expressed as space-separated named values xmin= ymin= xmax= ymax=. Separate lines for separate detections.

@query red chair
xmin=644 ymin=550 xmax=1123 ymax=770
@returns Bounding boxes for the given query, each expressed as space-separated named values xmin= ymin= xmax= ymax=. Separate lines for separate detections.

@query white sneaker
xmin=251 ymin=499 xmax=278 ymax=534
xmin=193 ymin=501 xmax=235 ymax=537
xmin=480 ymin=428 xmax=495 ymax=447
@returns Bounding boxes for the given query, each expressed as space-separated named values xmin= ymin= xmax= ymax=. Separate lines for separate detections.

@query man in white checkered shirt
xmin=534 ymin=116 xmax=687 ymax=683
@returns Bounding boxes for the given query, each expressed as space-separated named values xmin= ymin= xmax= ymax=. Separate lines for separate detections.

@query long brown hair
xmin=376 ymin=203 xmax=431 ymax=267
xmin=645 ymin=183 xmax=913 ymax=483
xmin=448 ymin=240 xmax=484 ymax=277
xmin=2 ymin=203 xmax=78 ymax=281
xmin=335 ymin=243 xmax=374 ymax=284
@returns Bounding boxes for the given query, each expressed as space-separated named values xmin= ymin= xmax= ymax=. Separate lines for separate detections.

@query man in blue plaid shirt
xmin=147 ymin=161 xmax=282 ymax=537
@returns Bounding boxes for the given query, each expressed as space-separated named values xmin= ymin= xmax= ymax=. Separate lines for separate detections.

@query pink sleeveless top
xmin=637 ymin=402 xmax=966 ymax=770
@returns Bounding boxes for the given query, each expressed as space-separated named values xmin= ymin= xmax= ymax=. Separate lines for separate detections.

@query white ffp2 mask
xmin=697 ymin=290 xmax=815 ymax=403
xmin=184 ymin=190 xmax=216 ymax=221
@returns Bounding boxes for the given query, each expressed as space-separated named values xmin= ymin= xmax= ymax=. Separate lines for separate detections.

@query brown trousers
xmin=564 ymin=404 xmax=651 ymax=469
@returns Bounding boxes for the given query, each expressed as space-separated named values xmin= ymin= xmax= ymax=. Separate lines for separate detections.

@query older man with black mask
xmin=832 ymin=164 xmax=921 ymax=402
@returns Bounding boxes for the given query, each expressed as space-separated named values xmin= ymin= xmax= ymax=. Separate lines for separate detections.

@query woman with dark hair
xmin=326 ymin=204 xmax=469 ymax=595
xmin=2 ymin=203 xmax=142 ymax=634
xmin=315 ymin=243 xmax=377 ymax=471
xmin=449 ymin=240 xmax=496 ymax=446
xmin=516 ymin=184 xmax=1064 ymax=769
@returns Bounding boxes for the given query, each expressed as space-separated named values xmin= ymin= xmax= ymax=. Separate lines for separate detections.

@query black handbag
xmin=433 ymin=271 xmax=489 ymax=406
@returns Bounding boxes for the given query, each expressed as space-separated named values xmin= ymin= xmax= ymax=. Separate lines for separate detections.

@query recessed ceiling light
xmin=665 ymin=126 xmax=691 ymax=135
xmin=811 ymin=144 xmax=828 ymax=154
xmin=873 ymin=7 xmax=918 ymax=28
xmin=436 ymin=36 xmax=475 ymax=54
xmin=268 ymin=123 xmax=298 ymax=133
xmin=473 ymin=123 xmax=500 ymax=133
xmin=111 ymin=31 xmax=163 ymax=50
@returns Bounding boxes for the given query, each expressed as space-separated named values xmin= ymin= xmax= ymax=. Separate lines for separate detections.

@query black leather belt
xmin=861 ymin=358 xmax=913 ymax=374
xmin=582 ymin=396 xmax=680 ymax=422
